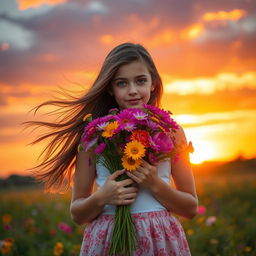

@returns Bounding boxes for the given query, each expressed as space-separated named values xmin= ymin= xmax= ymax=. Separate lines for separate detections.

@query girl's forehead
xmin=114 ymin=61 xmax=150 ymax=78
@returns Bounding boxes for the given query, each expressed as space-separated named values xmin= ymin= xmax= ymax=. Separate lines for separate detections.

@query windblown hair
xmin=22 ymin=42 xmax=163 ymax=192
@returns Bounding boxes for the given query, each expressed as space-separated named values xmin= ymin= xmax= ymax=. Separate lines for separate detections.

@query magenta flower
xmin=152 ymin=132 xmax=174 ymax=152
xmin=116 ymin=109 xmax=136 ymax=130
xmin=148 ymin=152 xmax=158 ymax=164
xmin=197 ymin=205 xmax=206 ymax=215
xmin=58 ymin=222 xmax=73 ymax=233
xmin=94 ymin=142 xmax=106 ymax=155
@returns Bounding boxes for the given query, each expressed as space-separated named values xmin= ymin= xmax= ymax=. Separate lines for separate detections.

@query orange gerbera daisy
xmin=124 ymin=140 xmax=145 ymax=160
xmin=102 ymin=121 xmax=119 ymax=138
xmin=131 ymin=130 xmax=150 ymax=147
xmin=122 ymin=156 xmax=142 ymax=171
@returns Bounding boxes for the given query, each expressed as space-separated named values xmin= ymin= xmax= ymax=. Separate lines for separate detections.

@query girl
xmin=25 ymin=42 xmax=198 ymax=255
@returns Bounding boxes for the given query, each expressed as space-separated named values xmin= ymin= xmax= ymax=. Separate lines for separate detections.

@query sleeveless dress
xmin=80 ymin=160 xmax=191 ymax=256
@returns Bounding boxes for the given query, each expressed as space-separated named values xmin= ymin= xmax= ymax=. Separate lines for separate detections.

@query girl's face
xmin=111 ymin=61 xmax=154 ymax=110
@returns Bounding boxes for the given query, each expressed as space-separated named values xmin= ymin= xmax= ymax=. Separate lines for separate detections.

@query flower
xmin=148 ymin=152 xmax=158 ymax=164
xmin=124 ymin=140 xmax=145 ymax=160
xmin=53 ymin=242 xmax=64 ymax=256
xmin=58 ymin=222 xmax=73 ymax=233
xmin=116 ymin=109 xmax=136 ymax=130
xmin=0 ymin=238 xmax=13 ymax=255
xmin=209 ymin=239 xmax=219 ymax=245
xmin=187 ymin=229 xmax=194 ymax=236
xmin=152 ymin=132 xmax=174 ymax=152
xmin=197 ymin=205 xmax=206 ymax=215
xmin=131 ymin=130 xmax=150 ymax=147
xmin=122 ymin=156 xmax=142 ymax=171
xmin=133 ymin=110 xmax=148 ymax=121
xmin=206 ymin=216 xmax=216 ymax=226
xmin=94 ymin=142 xmax=106 ymax=155
xmin=2 ymin=214 xmax=12 ymax=225
xmin=102 ymin=121 xmax=119 ymax=138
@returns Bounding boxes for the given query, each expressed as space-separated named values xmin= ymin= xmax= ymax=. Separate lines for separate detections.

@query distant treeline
xmin=0 ymin=175 xmax=42 ymax=189
xmin=0 ymin=158 xmax=255 ymax=188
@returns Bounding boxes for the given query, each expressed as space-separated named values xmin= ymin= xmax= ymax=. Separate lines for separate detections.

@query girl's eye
xmin=116 ymin=80 xmax=127 ymax=87
xmin=136 ymin=78 xmax=147 ymax=85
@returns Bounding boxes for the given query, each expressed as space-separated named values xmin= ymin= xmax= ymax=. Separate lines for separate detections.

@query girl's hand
xmin=126 ymin=159 xmax=159 ymax=190
xmin=97 ymin=169 xmax=138 ymax=206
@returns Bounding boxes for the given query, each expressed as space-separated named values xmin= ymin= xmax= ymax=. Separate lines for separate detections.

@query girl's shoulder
xmin=171 ymin=124 xmax=194 ymax=155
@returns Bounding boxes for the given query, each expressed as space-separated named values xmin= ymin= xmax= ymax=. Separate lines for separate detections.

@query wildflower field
xmin=0 ymin=160 xmax=255 ymax=256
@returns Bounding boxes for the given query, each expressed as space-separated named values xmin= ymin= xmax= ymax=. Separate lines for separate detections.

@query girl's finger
xmin=119 ymin=178 xmax=134 ymax=187
xmin=126 ymin=172 xmax=141 ymax=184
xmin=109 ymin=169 xmax=125 ymax=180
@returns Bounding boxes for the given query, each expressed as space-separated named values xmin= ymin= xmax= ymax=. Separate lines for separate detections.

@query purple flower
xmin=94 ymin=142 xmax=106 ymax=155
xmin=152 ymin=132 xmax=174 ymax=152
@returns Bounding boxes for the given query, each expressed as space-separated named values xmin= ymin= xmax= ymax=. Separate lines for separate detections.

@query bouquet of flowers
xmin=78 ymin=104 xmax=180 ymax=255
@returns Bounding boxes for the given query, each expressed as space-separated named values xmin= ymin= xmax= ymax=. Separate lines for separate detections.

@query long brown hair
xmin=22 ymin=42 xmax=163 ymax=192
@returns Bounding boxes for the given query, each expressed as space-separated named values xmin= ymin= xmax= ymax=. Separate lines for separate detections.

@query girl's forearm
xmin=70 ymin=191 xmax=105 ymax=225
xmin=151 ymin=178 xmax=198 ymax=219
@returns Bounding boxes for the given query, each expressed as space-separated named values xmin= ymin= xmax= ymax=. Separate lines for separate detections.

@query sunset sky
xmin=1 ymin=0 xmax=256 ymax=177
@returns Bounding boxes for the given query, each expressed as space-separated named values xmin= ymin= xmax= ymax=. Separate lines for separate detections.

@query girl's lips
xmin=126 ymin=99 xmax=142 ymax=105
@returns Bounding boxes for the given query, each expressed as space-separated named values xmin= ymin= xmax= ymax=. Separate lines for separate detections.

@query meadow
xmin=0 ymin=159 xmax=255 ymax=255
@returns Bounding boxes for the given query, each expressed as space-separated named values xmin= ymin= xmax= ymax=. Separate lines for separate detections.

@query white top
xmin=95 ymin=160 xmax=171 ymax=214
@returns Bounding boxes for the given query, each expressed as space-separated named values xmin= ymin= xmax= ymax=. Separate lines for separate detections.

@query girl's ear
xmin=151 ymin=84 xmax=155 ymax=92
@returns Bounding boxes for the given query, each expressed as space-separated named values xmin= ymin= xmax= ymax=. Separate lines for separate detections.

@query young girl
xmin=25 ymin=42 xmax=198 ymax=255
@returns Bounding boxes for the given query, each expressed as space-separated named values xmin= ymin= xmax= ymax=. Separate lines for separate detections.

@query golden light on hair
xmin=203 ymin=9 xmax=247 ymax=22
xmin=17 ymin=0 xmax=67 ymax=10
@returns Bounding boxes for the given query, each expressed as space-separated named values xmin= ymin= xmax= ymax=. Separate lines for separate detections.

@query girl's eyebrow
xmin=113 ymin=74 xmax=149 ymax=81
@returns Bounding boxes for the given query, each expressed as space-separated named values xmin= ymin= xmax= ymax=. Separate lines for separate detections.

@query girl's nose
xmin=128 ymin=83 xmax=138 ymax=95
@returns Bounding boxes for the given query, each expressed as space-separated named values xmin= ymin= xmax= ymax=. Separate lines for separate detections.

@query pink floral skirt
xmin=80 ymin=210 xmax=191 ymax=256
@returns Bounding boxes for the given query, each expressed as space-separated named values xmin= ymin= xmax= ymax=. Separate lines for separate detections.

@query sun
xmin=189 ymin=141 xmax=217 ymax=164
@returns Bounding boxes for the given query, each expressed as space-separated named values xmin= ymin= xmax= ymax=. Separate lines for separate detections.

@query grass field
xmin=0 ymin=161 xmax=255 ymax=255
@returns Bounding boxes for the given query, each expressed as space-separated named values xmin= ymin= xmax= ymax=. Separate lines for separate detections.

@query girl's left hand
xmin=126 ymin=159 xmax=159 ymax=190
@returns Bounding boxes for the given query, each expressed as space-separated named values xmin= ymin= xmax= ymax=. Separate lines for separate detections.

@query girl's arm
xmin=126 ymin=126 xmax=198 ymax=219
xmin=70 ymin=150 xmax=138 ymax=225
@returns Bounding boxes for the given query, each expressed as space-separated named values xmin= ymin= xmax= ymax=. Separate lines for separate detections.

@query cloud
xmin=0 ymin=0 xmax=255 ymax=86
xmin=164 ymin=72 xmax=256 ymax=95
xmin=162 ymin=87 xmax=256 ymax=114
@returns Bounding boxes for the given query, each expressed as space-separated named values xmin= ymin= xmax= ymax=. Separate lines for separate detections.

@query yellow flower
xmin=209 ymin=239 xmax=219 ymax=245
xmin=124 ymin=140 xmax=145 ymax=160
xmin=53 ymin=242 xmax=64 ymax=256
xmin=2 ymin=214 xmax=12 ymax=224
xmin=82 ymin=113 xmax=92 ymax=121
xmin=0 ymin=238 xmax=13 ymax=255
xmin=102 ymin=121 xmax=119 ymax=138
xmin=187 ymin=229 xmax=194 ymax=236
xmin=122 ymin=156 xmax=142 ymax=171
xmin=244 ymin=246 xmax=252 ymax=252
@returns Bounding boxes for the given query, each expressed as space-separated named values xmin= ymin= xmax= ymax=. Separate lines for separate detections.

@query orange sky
xmin=0 ymin=0 xmax=256 ymax=177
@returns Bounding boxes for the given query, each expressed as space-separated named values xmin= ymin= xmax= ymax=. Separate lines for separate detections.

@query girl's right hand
xmin=97 ymin=169 xmax=138 ymax=206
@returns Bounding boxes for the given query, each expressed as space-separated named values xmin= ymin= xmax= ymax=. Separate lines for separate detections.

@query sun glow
xmin=189 ymin=141 xmax=217 ymax=164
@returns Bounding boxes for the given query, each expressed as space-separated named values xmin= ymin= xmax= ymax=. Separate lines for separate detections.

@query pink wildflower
xmin=152 ymin=132 xmax=174 ymax=152
xmin=205 ymin=216 xmax=216 ymax=226
xmin=58 ymin=222 xmax=73 ymax=234
xmin=197 ymin=205 xmax=206 ymax=215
